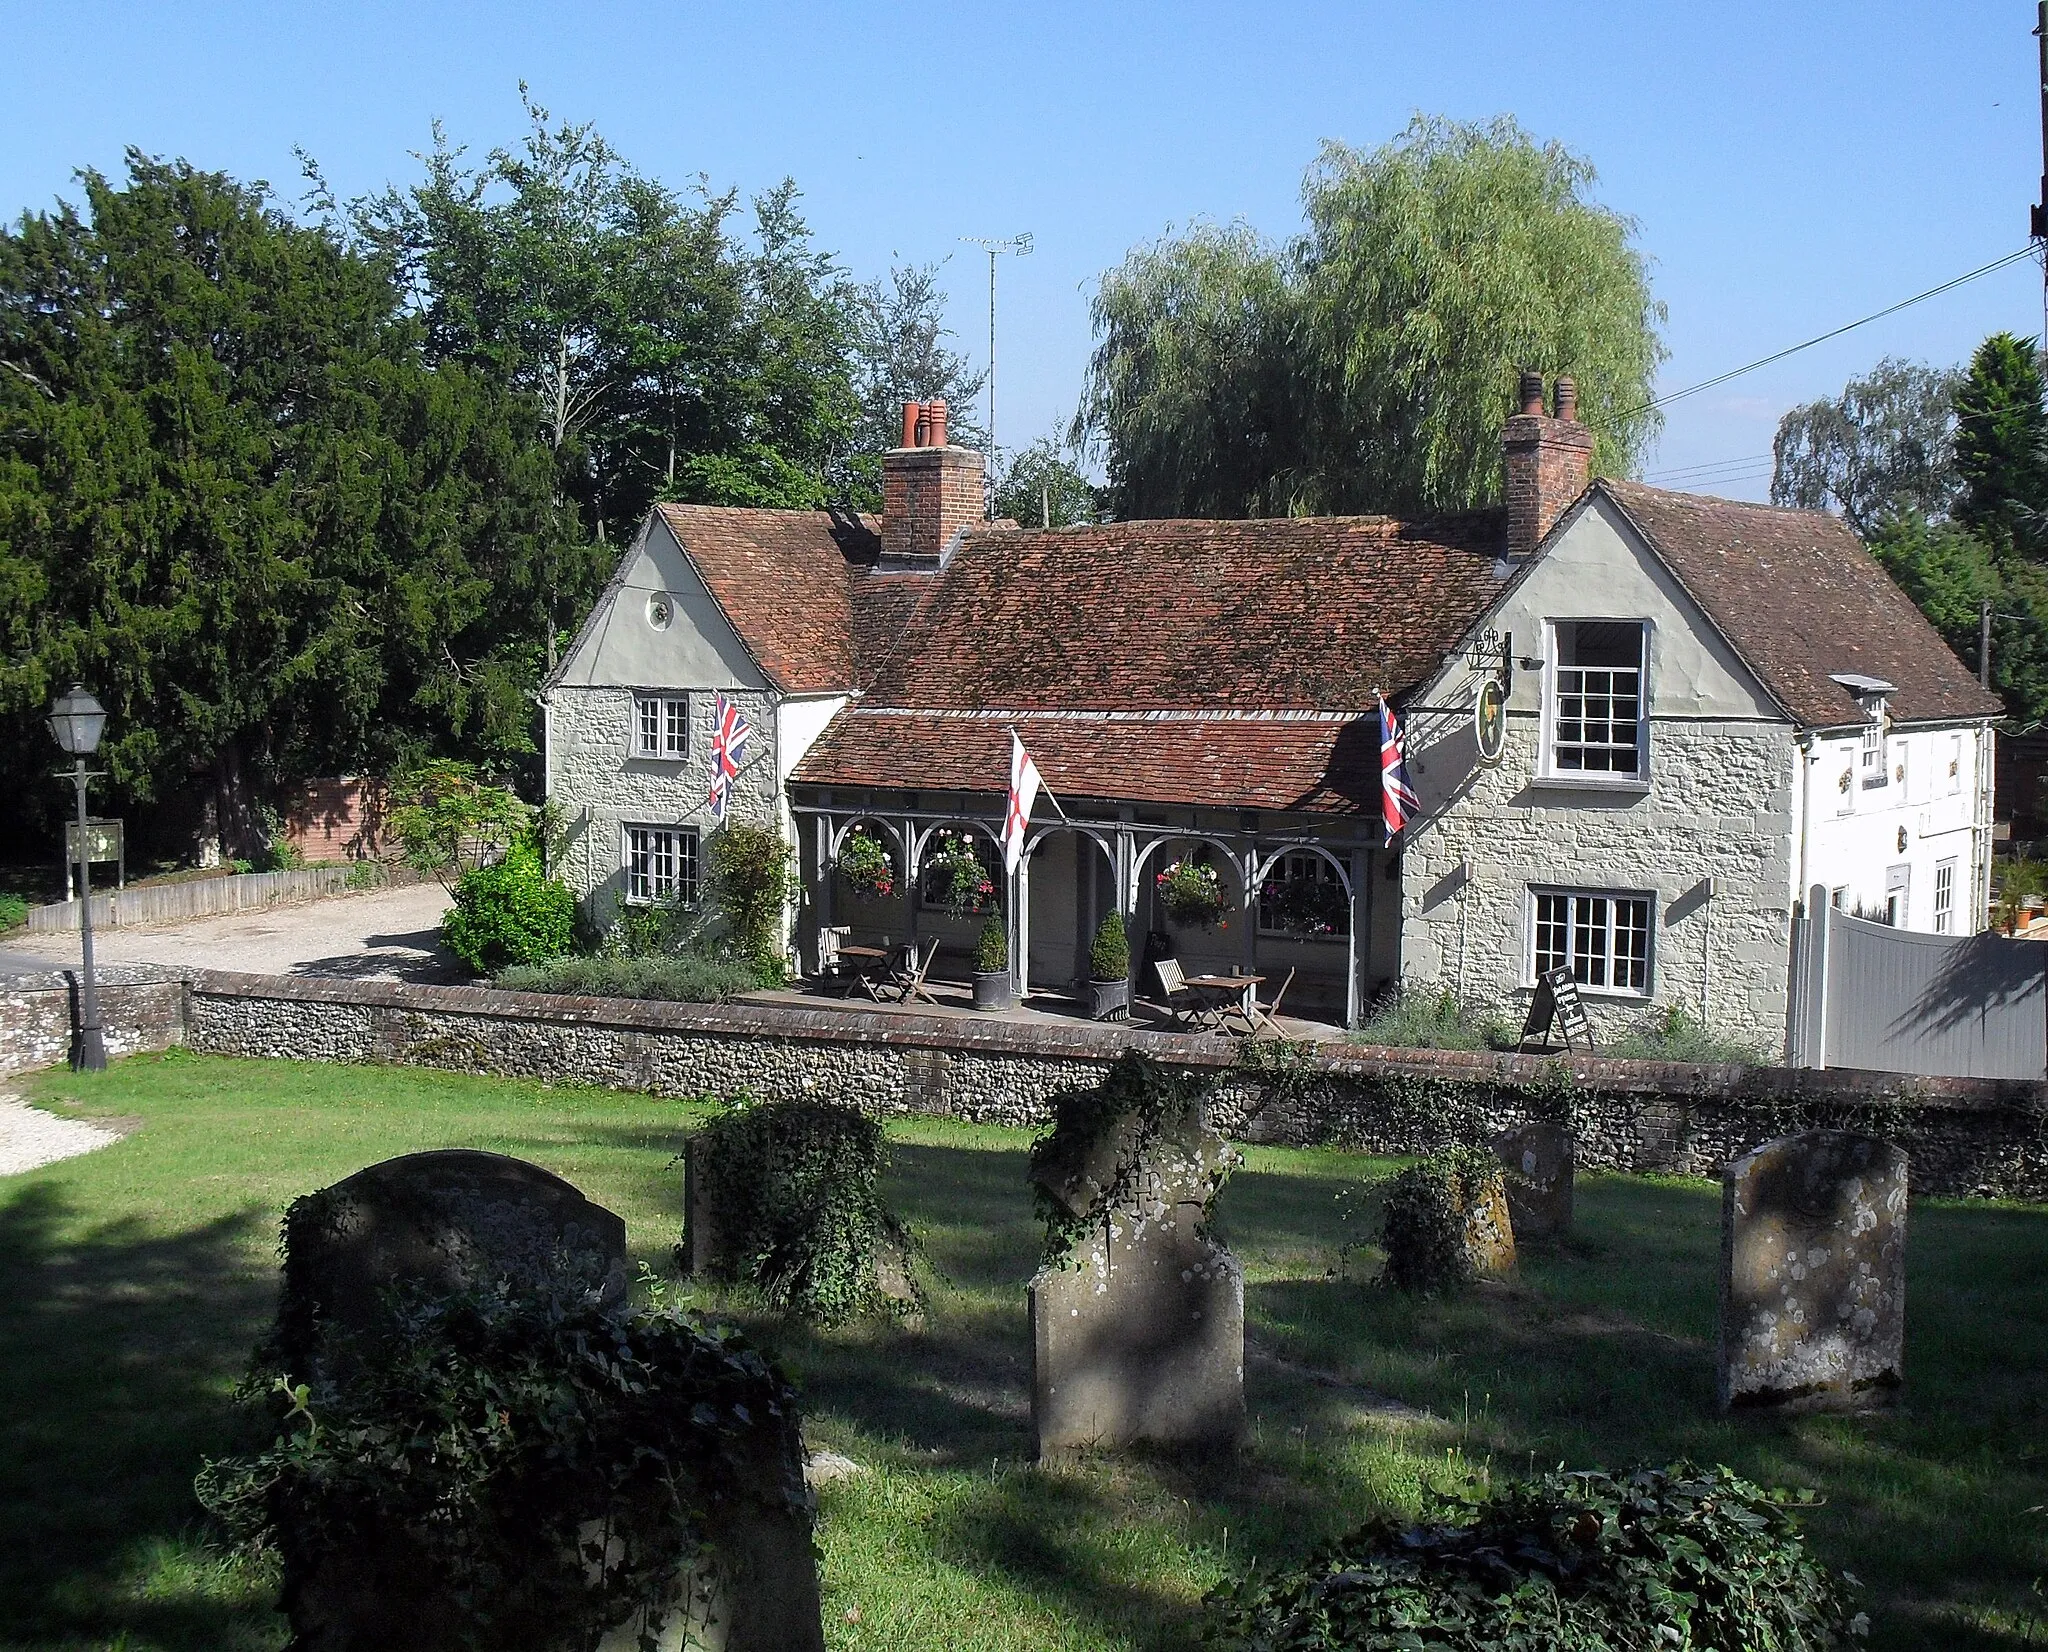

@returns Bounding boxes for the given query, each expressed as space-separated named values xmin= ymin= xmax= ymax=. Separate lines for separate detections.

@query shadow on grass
xmin=0 ymin=1181 xmax=281 ymax=1651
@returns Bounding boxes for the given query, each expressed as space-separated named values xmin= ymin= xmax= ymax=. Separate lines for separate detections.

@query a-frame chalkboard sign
xmin=1520 ymin=966 xmax=1595 ymax=1053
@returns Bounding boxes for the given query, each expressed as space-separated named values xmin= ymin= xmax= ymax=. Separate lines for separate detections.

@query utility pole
xmin=2034 ymin=5 xmax=2048 ymax=338
xmin=961 ymin=234 xmax=1032 ymax=510
xmin=1983 ymin=597 xmax=1995 ymax=689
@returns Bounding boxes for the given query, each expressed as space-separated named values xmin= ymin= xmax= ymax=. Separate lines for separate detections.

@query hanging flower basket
xmin=1260 ymin=874 xmax=1350 ymax=937
xmin=1155 ymin=857 xmax=1228 ymax=929
xmin=835 ymin=826 xmax=896 ymax=900
xmin=923 ymin=830 xmax=997 ymax=918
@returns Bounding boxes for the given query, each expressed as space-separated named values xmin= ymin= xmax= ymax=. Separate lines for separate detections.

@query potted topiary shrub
xmin=972 ymin=916 xmax=1012 ymax=1011
xmin=1086 ymin=911 xmax=1130 ymax=1021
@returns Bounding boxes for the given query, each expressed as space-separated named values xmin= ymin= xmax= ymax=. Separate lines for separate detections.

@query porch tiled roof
xmin=791 ymin=711 xmax=1380 ymax=815
xmin=656 ymin=503 xmax=901 ymax=694
xmin=860 ymin=513 xmax=1508 ymax=710
xmin=1598 ymin=481 xmax=2002 ymax=727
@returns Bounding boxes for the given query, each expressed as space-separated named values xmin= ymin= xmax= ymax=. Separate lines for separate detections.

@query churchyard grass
xmin=4 ymin=1050 xmax=2047 ymax=1650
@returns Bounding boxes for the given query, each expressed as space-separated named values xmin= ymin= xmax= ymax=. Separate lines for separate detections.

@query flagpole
xmin=1007 ymin=725 xmax=1072 ymax=823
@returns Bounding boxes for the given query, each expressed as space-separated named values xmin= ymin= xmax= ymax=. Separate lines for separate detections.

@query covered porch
xmin=791 ymin=792 xmax=1400 ymax=1029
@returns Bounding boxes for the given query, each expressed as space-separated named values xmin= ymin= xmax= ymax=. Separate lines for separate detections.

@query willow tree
xmin=1076 ymin=117 xmax=1665 ymax=519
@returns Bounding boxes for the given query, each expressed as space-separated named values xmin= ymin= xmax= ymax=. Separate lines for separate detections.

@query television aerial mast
xmin=961 ymin=233 xmax=1033 ymax=499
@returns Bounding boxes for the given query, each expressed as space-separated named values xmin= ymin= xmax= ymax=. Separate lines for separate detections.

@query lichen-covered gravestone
xmin=1492 ymin=1121 xmax=1574 ymax=1239
xmin=1028 ymin=1052 xmax=1244 ymax=1462
xmin=273 ymin=1149 xmax=824 ymax=1652
xmin=1718 ymin=1131 xmax=1907 ymax=1414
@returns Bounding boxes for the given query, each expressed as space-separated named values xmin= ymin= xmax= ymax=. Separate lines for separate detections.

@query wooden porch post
xmin=1238 ymin=843 xmax=1258 ymax=975
xmin=1348 ymin=844 xmax=1371 ymax=1030
xmin=1117 ymin=826 xmax=1138 ymax=994
xmin=1013 ymin=846 xmax=1031 ymax=1001
xmin=813 ymin=813 xmax=834 ymax=974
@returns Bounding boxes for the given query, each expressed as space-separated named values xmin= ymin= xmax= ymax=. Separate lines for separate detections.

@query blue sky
xmin=3 ymin=1 xmax=2043 ymax=501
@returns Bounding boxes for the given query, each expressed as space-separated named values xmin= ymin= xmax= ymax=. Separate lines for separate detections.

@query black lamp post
xmin=47 ymin=684 xmax=108 ymax=1072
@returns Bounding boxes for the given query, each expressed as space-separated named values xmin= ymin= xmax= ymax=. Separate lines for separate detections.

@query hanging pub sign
xmin=1474 ymin=677 xmax=1508 ymax=765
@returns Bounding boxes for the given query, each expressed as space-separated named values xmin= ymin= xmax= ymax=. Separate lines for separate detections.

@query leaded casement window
xmin=1256 ymin=850 xmax=1351 ymax=937
xmin=1933 ymin=860 xmax=1957 ymax=934
xmin=625 ymin=825 xmax=699 ymax=906
xmin=1531 ymin=889 xmax=1651 ymax=994
xmin=1547 ymin=621 xmax=1645 ymax=777
xmin=632 ymin=693 xmax=689 ymax=758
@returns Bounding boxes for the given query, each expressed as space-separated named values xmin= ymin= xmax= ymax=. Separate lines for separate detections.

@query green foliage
xmin=690 ymin=1099 xmax=921 ymax=1324
xmin=1769 ymin=357 xmax=1962 ymax=536
xmin=834 ymin=824 xmax=897 ymax=899
xmin=1156 ymin=856 xmax=1229 ymax=927
xmin=1207 ymin=1461 xmax=1865 ymax=1651
xmin=1954 ymin=331 xmax=2047 ymax=556
xmin=994 ymin=437 xmax=1099 ymax=527
xmin=1378 ymin=1147 xmax=1507 ymax=1296
xmin=1076 ymin=116 xmax=1664 ymax=519
xmin=1605 ymin=1003 xmax=1766 ymax=1065
xmin=197 ymin=1283 xmax=802 ymax=1652
xmin=495 ymin=951 xmax=761 ymax=1002
xmin=1994 ymin=855 xmax=2048 ymax=931
xmin=975 ymin=916 xmax=1009 ymax=973
xmin=705 ymin=822 xmax=794 ymax=977
xmin=343 ymin=859 xmax=385 ymax=892
xmin=1088 ymin=911 xmax=1130 ymax=981
xmin=0 ymin=152 xmax=590 ymax=858
xmin=1868 ymin=514 xmax=2048 ymax=723
xmin=1354 ymin=989 xmax=1514 ymax=1053
xmin=0 ymin=893 xmax=27 ymax=930
xmin=843 ymin=259 xmax=987 ymax=503
xmin=349 ymin=93 xmax=863 ymax=536
xmin=388 ymin=759 xmax=532 ymax=886
xmin=922 ymin=829 xmax=996 ymax=918
xmin=1028 ymin=1051 xmax=1229 ymax=1262
xmin=441 ymin=841 xmax=574 ymax=975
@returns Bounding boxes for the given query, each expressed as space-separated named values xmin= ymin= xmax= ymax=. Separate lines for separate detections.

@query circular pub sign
xmin=1474 ymin=676 xmax=1508 ymax=764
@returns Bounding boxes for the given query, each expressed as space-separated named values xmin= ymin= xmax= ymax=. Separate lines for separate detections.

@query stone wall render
xmin=0 ymin=967 xmax=187 ymax=1079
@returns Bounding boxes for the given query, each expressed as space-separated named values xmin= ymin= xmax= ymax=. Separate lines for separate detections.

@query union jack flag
xmin=708 ymin=692 xmax=751 ymax=821
xmin=1379 ymin=693 xmax=1418 ymax=844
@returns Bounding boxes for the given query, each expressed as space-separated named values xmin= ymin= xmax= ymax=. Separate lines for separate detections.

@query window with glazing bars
xmin=1933 ymin=860 xmax=1956 ymax=934
xmin=633 ymin=694 xmax=688 ymax=757
xmin=1551 ymin=622 xmax=1643 ymax=774
xmin=625 ymin=825 xmax=699 ymax=905
xmin=1533 ymin=890 xmax=1650 ymax=992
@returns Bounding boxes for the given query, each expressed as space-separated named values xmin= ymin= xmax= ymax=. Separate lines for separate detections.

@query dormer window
xmin=1859 ymin=697 xmax=1889 ymax=790
xmin=1546 ymin=620 xmax=1646 ymax=779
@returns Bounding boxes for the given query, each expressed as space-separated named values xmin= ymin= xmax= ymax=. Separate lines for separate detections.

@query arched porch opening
xmin=1019 ymin=824 xmax=1119 ymax=999
xmin=1130 ymin=834 xmax=1252 ymax=988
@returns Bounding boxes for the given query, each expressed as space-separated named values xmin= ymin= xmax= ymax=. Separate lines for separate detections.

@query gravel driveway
xmin=4 ymin=880 xmax=460 ymax=982
xmin=0 ymin=1094 xmax=123 ymax=1175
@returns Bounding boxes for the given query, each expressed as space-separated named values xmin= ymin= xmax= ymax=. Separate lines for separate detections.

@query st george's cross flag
xmin=1378 ymin=693 xmax=1419 ymax=844
xmin=1002 ymin=732 xmax=1045 ymax=876
xmin=707 ymin=692 xmax=751 ymax=820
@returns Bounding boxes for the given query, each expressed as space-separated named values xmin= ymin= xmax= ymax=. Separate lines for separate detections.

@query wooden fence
xmin=23 ymin=865 xmax=417 ymax=933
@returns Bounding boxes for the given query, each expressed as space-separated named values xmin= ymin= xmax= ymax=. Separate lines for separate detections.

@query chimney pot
xmin=927 ymin=399 xmax=949 ymax=447
xmin=901 ymin=401 xmax=920 ymax=448
xmin=1518 ymin=370 xmax=1545 ymax=417
xmin=1554 ymin=376 xmax=1579 ymax=422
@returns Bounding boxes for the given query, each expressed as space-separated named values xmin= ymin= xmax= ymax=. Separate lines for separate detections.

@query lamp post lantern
xmin=46 ymin=684 xmax=108 ymax=1071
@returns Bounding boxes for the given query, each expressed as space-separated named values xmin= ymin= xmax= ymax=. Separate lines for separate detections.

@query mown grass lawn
xmin=5 ymin=1049 xmax=2048 ymax=1650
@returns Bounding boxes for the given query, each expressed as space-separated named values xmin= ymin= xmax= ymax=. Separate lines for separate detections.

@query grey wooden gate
xmin=1789 ymin=884 xmax=2047 ymax=1079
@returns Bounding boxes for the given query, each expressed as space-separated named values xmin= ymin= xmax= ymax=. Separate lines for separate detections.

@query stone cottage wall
xmin=546 ymin=682 xmax=781 ymax=931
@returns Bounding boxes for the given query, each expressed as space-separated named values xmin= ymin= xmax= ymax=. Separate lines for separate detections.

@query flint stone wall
xmin=0 ymin=966 xmax=187 ymax=1078
xmin=9 ymin=966 xmax=2048 ymax=1198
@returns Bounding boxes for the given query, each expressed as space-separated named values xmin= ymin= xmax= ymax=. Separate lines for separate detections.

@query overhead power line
xmin=1620 ymin=246 xmax=2041 ymax=420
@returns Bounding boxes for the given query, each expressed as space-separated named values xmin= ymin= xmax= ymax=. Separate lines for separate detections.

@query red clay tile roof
xmin=858 ymin=513 xmax=1508 ymax=711
xmin=655 ymin=503 xmax=886 ymax=694
xmin=1599 ymin=481 xmax=2002 ymax=727
xmin=792 ymin=712 xmax=1379 ymax=814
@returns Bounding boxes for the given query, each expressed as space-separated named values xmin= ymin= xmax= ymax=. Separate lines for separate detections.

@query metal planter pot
xmin=972 ymin=970 xmax=1014 ymax=1012
xmin=1086 ymin=977 xmax=1130 ymax=1021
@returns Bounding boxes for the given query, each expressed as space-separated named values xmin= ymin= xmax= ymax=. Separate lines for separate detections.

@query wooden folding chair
xmin=884 ymin=940 xmax=941 ymax=1007
xmin=1237 ymin=966 xmax=1296 ymax=1038
xmin=1152 ymin=957 xmax=1205 ymax=1030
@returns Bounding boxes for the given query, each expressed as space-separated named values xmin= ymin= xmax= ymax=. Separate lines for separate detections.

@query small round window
xmin=646 ymin=594 xmax=674 ymax=631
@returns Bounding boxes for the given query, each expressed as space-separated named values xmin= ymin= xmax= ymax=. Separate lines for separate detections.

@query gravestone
xmin=1461 ymin=1169 xmax=1518 ymax=1274
xmin=1029 ymin=1094 xmax=1244 ymax=1461
xmin=1492 ymin=1121 xmax=1575 ymax=1239
xmin=1717 ymin=1130 xmax=1907 ymax=1414
xmin=279 ymin=1150 xmax=824 ymax=1652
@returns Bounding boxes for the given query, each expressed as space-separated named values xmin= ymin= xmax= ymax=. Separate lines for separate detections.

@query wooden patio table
xmin=1180 ymin=972 xmax=1264 ymax=1035
xmin=832 ymin=944 xmax=891 ymax=999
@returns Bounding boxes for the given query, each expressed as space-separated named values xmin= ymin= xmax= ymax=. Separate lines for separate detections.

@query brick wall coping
xmin=182 ymin=969 xmax=2048 ymax=1115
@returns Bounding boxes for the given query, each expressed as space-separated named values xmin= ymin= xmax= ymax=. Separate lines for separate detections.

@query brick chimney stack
xmin=881 ymin=399 xmax=984 ymax=567
xmin=1501 ymin=371 xmax=1593 ymax=559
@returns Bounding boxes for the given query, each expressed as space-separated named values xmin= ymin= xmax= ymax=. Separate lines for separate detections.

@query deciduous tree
xmin=1770 ymin=357 xmax=1962 ymax=537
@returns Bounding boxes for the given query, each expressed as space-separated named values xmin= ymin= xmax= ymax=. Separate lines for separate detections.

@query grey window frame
xmin=1529 ymin=886 xmax=1653 ymax=997
xmin=1541 ymin=619 xmax=1649 ymax=785
xmin=623 ymin=823 xmax=700 ymax=906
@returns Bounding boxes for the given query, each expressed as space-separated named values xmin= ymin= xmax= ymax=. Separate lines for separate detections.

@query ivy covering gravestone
xmin=197 ymin=1150 xmax=825 ymax=1652
xmin=1027 ymin=1051 xmax=1244 ymax=1460
xmin=1207 ymin=1461 xmax=1868 ymax=1650
xmin=1379 ymin=1147 xmax=1517 ymax=1294
xmin=683 ymin=1099 xmax=923 ymax=1325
